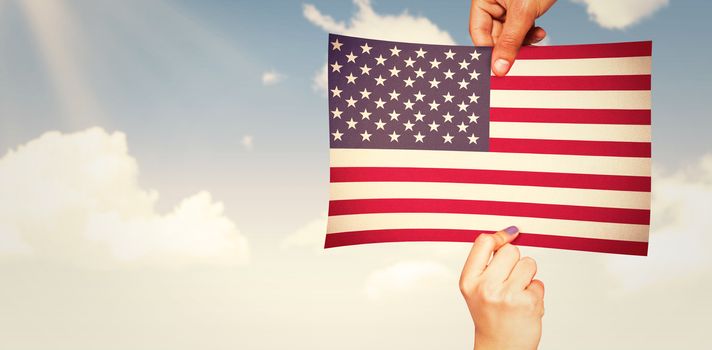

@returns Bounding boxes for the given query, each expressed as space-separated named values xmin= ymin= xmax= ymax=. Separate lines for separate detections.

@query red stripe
xmin=490 ymin=138 xmax=651 ymax=157
xmin=330 ymin=167 xmax=651 ymax=192
xmin=516 ymin=41 xmax=652 ymax=59
xmin=490 ymin=108 xmax=651 ymax=125
xmin=329 ymin=199 xmax=650 ymax=225
xmin=490 ymin=75 xmax=650 ymax=90
xmin=324 ymin=229 xmax=648 ymax=256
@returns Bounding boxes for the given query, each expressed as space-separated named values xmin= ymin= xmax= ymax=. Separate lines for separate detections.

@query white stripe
xmin=330 ymin=149 xmax=651 ymax=176
xmin=326 ymin=213 xmax=649 ymax=242
xmin=502 ymin=56 xmax=651 ymax=76
xmin=330 ymin=182 xmax=650 ymax=210
xmin=490 ymin=90 xmax=650 ymax=110
xmin=490 ymin=122 xmax=651 ymax=142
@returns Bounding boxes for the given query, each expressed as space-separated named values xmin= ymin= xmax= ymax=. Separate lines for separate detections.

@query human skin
xmin=459 ymin=227 xmax=545 ymax=350
xmin=469 ymin=0 xmax=557 ymax=76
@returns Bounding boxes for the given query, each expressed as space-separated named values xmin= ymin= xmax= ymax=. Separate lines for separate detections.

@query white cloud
xmin=572 ymin=0 xmax=669 ymax=30
xmin=261 ymin=69 xmax=284 ymax=85
xmin=304 ymin=0 xmax=455 ymax=91
xmin=0 ymin=128 xmax=248 ymax=266
xmin=607 ymin=153 xmax=712 ymax=291
xmin=281 ymin=212 xmax=327 ymax=252
xmin=241 ymin=135 xmax=254 ymax=150
xmin=364 ymin=260 xmax=455 ymax=300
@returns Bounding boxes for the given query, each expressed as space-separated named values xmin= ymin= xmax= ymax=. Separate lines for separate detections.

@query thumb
xmin=492 ymin=3 xmax=536 ymax=76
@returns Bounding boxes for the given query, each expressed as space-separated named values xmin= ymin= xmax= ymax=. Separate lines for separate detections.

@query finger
xmin=491 ymin=19 xmax=503 ymax=45
xmin=483 ymin=243 xmax=520 ymax=282
xmin=469 ymin=3 xmax=494 ymax=46
xmin=527 ymin=279 xmax=545 ymax=300
xmin=461 ymin=226 xmax=520 ymax=278
xmin=491 ymin=2 xmax=537 ymax=76
xmin=506 ymin=257 xmax=537 ymax=290
xmin=522 ymin=26 xmax=546 ymax=45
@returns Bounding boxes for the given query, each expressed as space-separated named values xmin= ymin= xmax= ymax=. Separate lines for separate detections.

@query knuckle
xmin=476 ymin=281 xmax=502 ymax=304
xmin=497 ymin=33 xmax=521 ymax=50
xmin=474 ymin=234 xmax=495 ymax=249
xmin=499 ymin=243 xmax=520 ymax=260
xmin=520 ymin=256 xmax=537 ymax=272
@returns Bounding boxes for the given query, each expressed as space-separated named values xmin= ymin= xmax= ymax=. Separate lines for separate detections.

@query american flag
xmin=325 ymin=34 xmax=651 ymax=256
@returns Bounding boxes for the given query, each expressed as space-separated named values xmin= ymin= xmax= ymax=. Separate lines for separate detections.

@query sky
xmin=1 ymin=0 xmax=711 ymax=349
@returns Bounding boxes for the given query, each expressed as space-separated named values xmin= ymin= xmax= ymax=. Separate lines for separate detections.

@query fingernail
xmin=503 ymin=226 xmax=519 ymax=235
xmin=494 ymin=59 xmax=510 ymax=75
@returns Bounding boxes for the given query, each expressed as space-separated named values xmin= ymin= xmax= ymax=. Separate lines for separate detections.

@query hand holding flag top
xmin=470 ymin=0 xmax=558 ymax=76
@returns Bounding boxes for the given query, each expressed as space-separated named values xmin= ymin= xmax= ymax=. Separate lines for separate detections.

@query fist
xmin=459 ymin=226 xmax=545 ymax=350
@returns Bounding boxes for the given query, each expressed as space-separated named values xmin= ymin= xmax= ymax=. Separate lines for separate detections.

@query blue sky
xmin=1 ymin=1 xmax=712 ymax=349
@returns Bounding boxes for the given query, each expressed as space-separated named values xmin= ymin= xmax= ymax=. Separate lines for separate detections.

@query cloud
xmin=241 ymin=135 xmax=254 ymax=150
xmin=572 ymin=0 xmax=669 ymax=30
xmin=261 ymin=69 xmax=284 ymax=85
xmin=304 ymin=0 xmax=455 ymax=91
xmin=607 ymin=153 xmax=712 ymax=291
xmin=281 ymin=212 xmax=327 ymax=252
xmin=0 ymin=128 xmax=248 ymax=267
xmin=364 ymin=260 xmax=455 ymax=300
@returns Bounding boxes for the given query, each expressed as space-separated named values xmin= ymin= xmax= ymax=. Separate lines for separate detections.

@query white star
xmin=428 ymin=121 xmax=440 ymax=131
xmin=443 ymin=69 xmax=455 ymax=80
xmin=413 ymin=91 xmax=426 ymax=101
xmin=374 ymin=119 xmax=386 ymax=130
xmin=360 ymin=64 xmax=372 ymax=75
xmin=330 ymin=38 xmax=343 ymax=51
xmin=330 ymin=86 xmax=342 ymax=97
xmin=404 ymin=57 xmax=416 ymax=67
xmin=428 ymin=100 xmax=440 ymax=111
xmin=442 ymin=133 xmax=454 ymax=143
xmin=388 ymin=131 xmax=400 ymax=142
xmin=390 ymin=46 xmax=401 ymax=56
xmin=332 ymin=129 xmax=343 ymax=141
xmin=374 ymin=98 xmax=386 ymax=109
xmin=414 ymin=111 xmax=426 ymax=122
xmin=442 ymin=112 xmax=454 ymax=123
xmin=359 ymin=88 xmax=371 ymax=99
xmin=468 ymin=133 xmax=479 ymax=144
xmin=389 ymin=66 xmax=401 ymax=77
xmin=414 ymin=68 xmax=426 ymax=78
xmin=468 ymin=93 xmax=480 ymax=103
xmin=429 ymin=78 xmax=441 ymax=88
xmin=458 ymin=59 xmax=470 ymax=70
xmin=346 ymin=118 xmax=358 ymax=129
xmin=457 ymin=122 xmax=469 ymax=132
xmin=458 ymin=78 xmax=470 ymax=89
xmin=374 ymin=75 xmax=386 ymax=86
xmin=469 ymin=69 xmax=480 ymax=80
xmin=375 ymin=54 xmax=387 ymax=66
xmin=403 ymin=120 xmax=415 ymax=131
xmin=360 ymin=130 xmax=372 ymax=141
xmin=360 ymin=42 xmax=372 ymax=54
xmin=444 ymin=49 xmax=456 ymax=60
xmin=415 ymin=47 xmax=427 ymax=58
xmin=388 ymin=110 xmax=400 ymax=121
xmin=403 ymin=76 xmax=415 ymax=87
xmin=403 ymin=99 xmax=415 ymax=110
xmin=345 ymin=96 xmax=358 ymax=108
xmin=457 ymin=101 xmax=469 ymax=111
xmin=346 ymin=51 xmax=358 ymax=63
xmin=470 ymin=50 xmax=481 ymax=60
xmin=330 ymin=61 xmax=342 ymax=72
xmin=442 ymin=92 xmax=454 ymax=103
xmin=346 ymin=73 xmax=357 ymax=84
xmin=388 ymin=89 xmax=400 ymax=101
xmin=414 ymin=132 xmax=425 ymax=143
xmin=467 ymin=113 xmax=480 ymax=123
xmin=359 ymin=108 xmax=372 ymax=120
xmin=429 ymin=58 xmax=441 ymax=69
xmin=331 ymin=107 xmax=342 ymax=119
